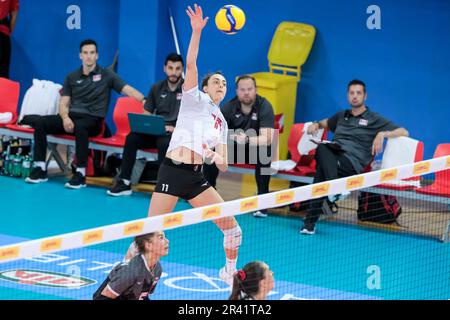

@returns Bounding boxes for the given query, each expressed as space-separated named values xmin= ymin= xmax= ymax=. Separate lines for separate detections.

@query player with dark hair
xmin=229 ymin=261 xmax=274 ymax=300
xmin=93 ymin=231 xmax=168 ymax=300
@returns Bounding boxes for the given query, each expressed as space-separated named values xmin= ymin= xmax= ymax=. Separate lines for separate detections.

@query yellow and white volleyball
xmin=215 ymin=5 xmax=246 ymax=35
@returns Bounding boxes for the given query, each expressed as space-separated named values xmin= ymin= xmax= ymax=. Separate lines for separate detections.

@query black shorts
xmin=154 ymin=157 xmax=212 ymax=200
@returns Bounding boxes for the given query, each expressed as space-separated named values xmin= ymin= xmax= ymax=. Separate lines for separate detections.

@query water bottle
xmin=13 ymin=155 xmax=23 ymax=177
xmin=6 ymin=154 xmax=14 ymax=176
xmin=22 ymin=156 xmax=32 ymax=178
xmin=9 ymin=155 xmax=15 ymax=176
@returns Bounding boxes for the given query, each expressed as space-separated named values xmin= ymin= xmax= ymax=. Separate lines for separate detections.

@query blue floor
xmin=0 ymin=175 xmax=449 ymax=300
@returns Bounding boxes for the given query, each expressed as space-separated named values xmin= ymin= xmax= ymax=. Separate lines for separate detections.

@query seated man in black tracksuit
xmin=25 ymin=39 xmax=145 ymax=189
xmin=107 ymin=53 xmax=184 ymax=196
xmin=300 ymin=79 xmax=409 ymax=235
xmin=203 ymin=75 xmax=275 ymax=218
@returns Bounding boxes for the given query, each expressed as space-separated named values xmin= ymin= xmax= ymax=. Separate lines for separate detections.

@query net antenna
xmin=169 ymin=7 xmax=185 ymax=79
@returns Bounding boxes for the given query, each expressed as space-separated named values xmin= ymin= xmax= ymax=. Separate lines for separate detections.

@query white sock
xmin=122 ymin=179 xmax=130 ymax=186
xmin=226 ymin=258 xmax=237 ymax=272
xmin=34 ymin=162 xmax=45 ymax=170
xmin=76 ymin=167 xmax=86 ymax=176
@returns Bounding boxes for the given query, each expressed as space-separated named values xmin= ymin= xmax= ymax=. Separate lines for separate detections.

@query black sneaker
xmin=300 ymin=224 xmax=316 ymax=235
xmin=107 ymin=179 xmax=132 ymax=197
xmin=25 ymin=167 xmax=48 ymax=184
xmin=65 ymin=172 xmax=86 ymax=189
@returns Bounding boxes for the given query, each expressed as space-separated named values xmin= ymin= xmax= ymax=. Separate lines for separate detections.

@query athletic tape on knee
xmin=223 ymin=226 xmax=242 ymax=250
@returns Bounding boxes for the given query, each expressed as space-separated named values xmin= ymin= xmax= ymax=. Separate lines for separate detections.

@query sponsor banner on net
xmin=240 ymin=198 xmax=258 ymax=212
xmin=413 ymin=161 xmax=430 ymax=175
xmin=40 ymin=238 xmax=62 ymax=253
xmin=163 ymin=214 xmax=183 ymax=228
xmin=202 ymin=206 xmax=221 ymax=220
xmin=380 ymin=169 xmax=398 ymax=182
xmin=123 ymin=222 xmax=144 ymax=236
xmin=275 ymin=191 xmax=294 ymax=204
xmin=83 ymin=230 xmax=104 ymax=245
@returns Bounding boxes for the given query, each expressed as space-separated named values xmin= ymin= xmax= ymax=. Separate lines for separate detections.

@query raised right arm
xmin=183 ymin=4 xmax=209 ymax=91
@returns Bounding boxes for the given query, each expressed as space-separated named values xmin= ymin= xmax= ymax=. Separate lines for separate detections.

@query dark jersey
xmin=62 ymin=65 xmax=126 ymax=118
xmin=143 ymin=79 xmax=183 ymax=126
xmin=93 ymin=255 xmax=162 ymax=300
xmin=221 ymin=95 xmax=275 ymax=135
xmin=328 ymin=107 xmax=399 ymax=172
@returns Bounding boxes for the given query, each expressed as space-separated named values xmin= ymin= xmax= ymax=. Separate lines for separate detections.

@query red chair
xmin=415 ymin=144 xmax=450 ymax=198
xmin=91 ymin=97 xmax=145 ymax=146
xmin=0 ymin=77 xmax=20 ymax=126
xmin=284 ymin=123 xmax=327 ymax=176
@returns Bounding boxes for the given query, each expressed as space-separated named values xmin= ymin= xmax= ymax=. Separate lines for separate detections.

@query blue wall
xmin=10 ymin=0 xmax=120 ymax=129
xmin=9 ymin=0 xmax=450 ymax=158
xmin=11 ymin=0 xmax=120 ymax=93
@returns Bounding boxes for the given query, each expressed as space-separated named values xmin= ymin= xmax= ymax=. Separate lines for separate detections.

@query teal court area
xmin=0 ymin=175 xmax=448 ymax=300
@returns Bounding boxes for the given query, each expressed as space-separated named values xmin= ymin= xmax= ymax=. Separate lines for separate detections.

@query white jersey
xmin=167 ymin=86 xmax=228 ymax=158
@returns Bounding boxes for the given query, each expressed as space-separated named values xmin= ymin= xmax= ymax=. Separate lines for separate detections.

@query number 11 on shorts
xmin=162 ymin=184 xmax=169 ymax=192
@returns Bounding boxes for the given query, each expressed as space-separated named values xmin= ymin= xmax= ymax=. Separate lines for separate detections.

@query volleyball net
xmin=0 ymin=156 xmax=449 ymax=300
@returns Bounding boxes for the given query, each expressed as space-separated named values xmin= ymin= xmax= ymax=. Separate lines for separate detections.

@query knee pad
xmin=223 ymin=225 xmax=242 ymax=250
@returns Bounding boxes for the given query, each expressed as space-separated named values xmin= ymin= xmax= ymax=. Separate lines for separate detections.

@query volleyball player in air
xmin=126 ymin=4 xmax=242 ymax=285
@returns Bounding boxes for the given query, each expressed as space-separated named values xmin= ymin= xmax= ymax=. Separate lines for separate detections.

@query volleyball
xmin=215 ymin=5 xmax=246 ymax=35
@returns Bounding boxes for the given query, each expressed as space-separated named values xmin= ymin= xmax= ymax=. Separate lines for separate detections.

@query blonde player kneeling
xmin=93 ymin=232 xmax=169 ymax=300
xmin=125 ymin=4 xmax=242 ymax=286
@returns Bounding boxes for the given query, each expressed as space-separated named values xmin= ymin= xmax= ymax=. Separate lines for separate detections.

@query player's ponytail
xmin=228 ymin=261 xmax=267 ymax=300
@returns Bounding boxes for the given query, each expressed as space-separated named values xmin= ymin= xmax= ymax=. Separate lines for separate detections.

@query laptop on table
xmin=127 ymin=113 xmax=167 ymax=136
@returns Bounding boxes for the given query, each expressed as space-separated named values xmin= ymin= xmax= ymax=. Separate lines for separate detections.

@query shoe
xmin=300 ymin=224 xmax=316 ymax=235
xmin=25 ymin=167 xmax=48 ymax=184
xmin=107 ymin=179 xmax=132 ymax=197
xmin=252 ymin=210 xmax=268 ymax=218
xmin=219 ymin=266 xmax=235 ymax=286
xmin=65 ymin=172 xmax=86 ymax=189
xmin=328 ymin=191 xmax=350 ymax=203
